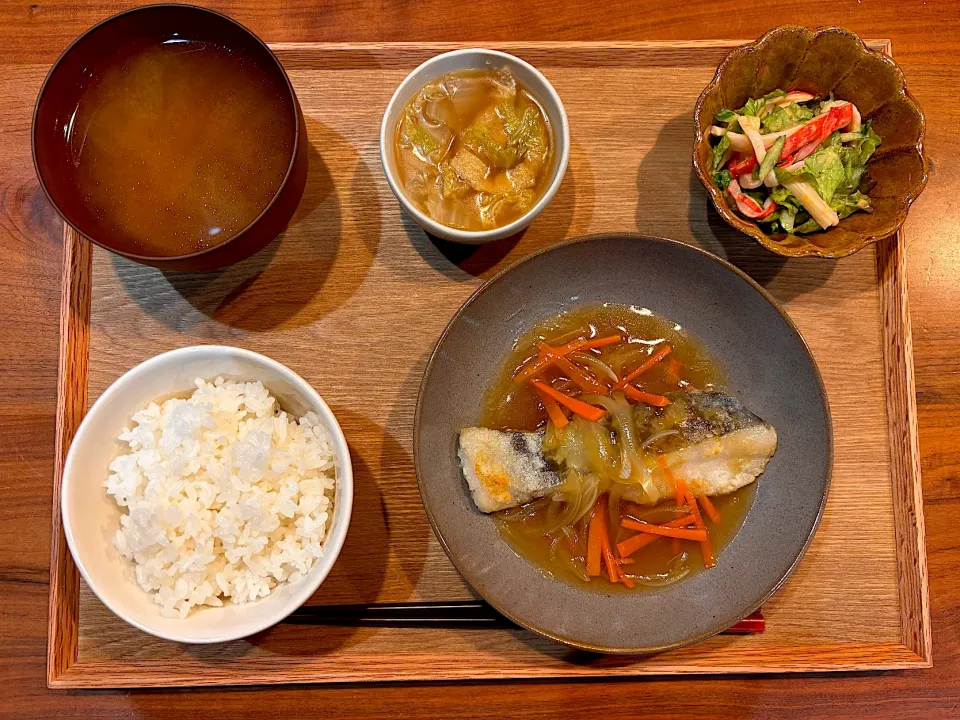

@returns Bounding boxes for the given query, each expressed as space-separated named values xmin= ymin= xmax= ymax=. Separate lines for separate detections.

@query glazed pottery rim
xmin=414 ymin=232 xmax=834 ymax=653
xmin=31 ymin=3 xmax=304 ymax=264
xmin=379 ymin=47 xmax=571 ymax=244
xmin=60 ymin=344 xmax=355 ymax=644
xmin=692 ymin=25 xmax=929 ymax=259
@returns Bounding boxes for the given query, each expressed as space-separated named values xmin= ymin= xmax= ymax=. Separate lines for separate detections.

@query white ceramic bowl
xmin=380 ymin=48 xmax=570 ymax=244
xmin=61 ymin=345 xmax=353 ymax=643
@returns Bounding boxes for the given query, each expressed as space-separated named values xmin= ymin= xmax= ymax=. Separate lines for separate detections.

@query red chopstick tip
xmin=725 ymin=610 xmax=765 ymax=634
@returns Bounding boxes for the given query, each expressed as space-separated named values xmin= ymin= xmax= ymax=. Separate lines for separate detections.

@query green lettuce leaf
xmin=715 ymin=108 xmax=737 ymax=123
xmin=761 ymin=102 xmax=814 ymax=133
xmin=791 ymin=191 xmax=872 ymax=233
xmin=779 ymin=207 xmax=797 ymax=233
xmin=713 ymin=169 xmax=733 ymax=190
xmin=834 ymin=122 xmax=882 ymax=195
xmin=711 ymin=134 xmax=731 ymax=172
xmin=771 ymin=186 xmax=803 ymax=213
xmin=838 ymin=146 xmax=867 ymax=195
xmin=853 ymin=120 xmax=882 ymax=164
xmin=736 ymin=97 xmax=765 ymax=117
xmin=821 ymin=130 xmax=843 ymax=150
xmin=787 ymin=145 xmax=845 ymax=204
xmin=832 ymin=190 xmax=872 ymax=219
xmin=792 ymin=216 xmax=823 ymax=234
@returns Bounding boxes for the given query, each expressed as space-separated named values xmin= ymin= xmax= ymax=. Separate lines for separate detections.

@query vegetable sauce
xmin=68 ymin=37 xmax=295 ymax=256
xmin=394 ymin=68 xmax=553 ymax=231
xmin=480 ymin=304 xmax=757 ymax=591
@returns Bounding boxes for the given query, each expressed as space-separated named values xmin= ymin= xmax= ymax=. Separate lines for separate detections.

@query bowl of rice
xmin=60 ymin=345 xmax=352 ymax=643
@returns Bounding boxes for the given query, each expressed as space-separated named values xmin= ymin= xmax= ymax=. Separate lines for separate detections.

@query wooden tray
xmin=48 ymin=41 xmax=931 ymax=688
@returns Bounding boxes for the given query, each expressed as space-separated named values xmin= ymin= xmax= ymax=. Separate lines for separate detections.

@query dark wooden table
xmin=2 ymin=2 xmax=958 ymax=717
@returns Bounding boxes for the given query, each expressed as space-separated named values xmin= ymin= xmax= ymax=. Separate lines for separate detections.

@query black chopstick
xmin=283 ymin=600 xmax=764 ymax=633
xmin=283 ymin=600 xmax=515 ymax=629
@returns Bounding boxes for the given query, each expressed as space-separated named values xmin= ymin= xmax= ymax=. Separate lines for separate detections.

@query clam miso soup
xmin=394 ymin=67 xmax=554 ymax=231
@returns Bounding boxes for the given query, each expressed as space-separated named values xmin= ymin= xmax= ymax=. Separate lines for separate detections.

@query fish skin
xmin=457 ymin=427 xmax=563 ymax=513
xmin=459 ymin=391 xmax=778 ymax=512
xmin=625 ymin=391 xmax=778 ymax=504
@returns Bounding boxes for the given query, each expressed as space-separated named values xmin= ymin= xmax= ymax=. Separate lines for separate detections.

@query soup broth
xmin=480 ymin=304 xmax=757 ymax=591
xmin=393 ymin=68 xmax=553 ymax=231
xmin=67 ymin=37 xmax=295 ymax=256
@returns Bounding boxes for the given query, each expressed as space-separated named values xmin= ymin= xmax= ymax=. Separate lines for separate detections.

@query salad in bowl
xmin=709 ymin=90 xmax=881 ymax=235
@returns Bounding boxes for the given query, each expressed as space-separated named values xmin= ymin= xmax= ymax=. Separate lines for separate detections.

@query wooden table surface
xmin=2 ymin=1 xmax=957 ymax=717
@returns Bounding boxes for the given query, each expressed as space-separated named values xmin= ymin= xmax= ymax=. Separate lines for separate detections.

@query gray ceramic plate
xmin=414 ymin=234 xmax=832 ymax=653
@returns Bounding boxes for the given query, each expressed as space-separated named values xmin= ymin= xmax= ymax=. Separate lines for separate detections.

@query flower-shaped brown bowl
xmin=693 ymin=26 xmax=928 ymax=258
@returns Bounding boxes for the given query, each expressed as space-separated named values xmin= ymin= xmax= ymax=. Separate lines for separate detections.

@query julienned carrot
xmin=603 ymin=544 xmax=619 ymax=584
xmin=667 ymin=357 xmax=683 ymax=384
xmin=614 ymin=344 xmax=672 ymax=389
xmin=582 ymin=334 xmax=622 ymax=350
xmin=617 ymin=564 xmax=635 ymax=588
xmin=617 ymin=532 xmax=658 ymax=558
xmin=616 ymin=515 xmax=697 ymax=557
xmin=552 ymin=354 xmax=607 ymax=394
xmin=620 ymin=518 xmax=707 ymax=542
xmin=685 ymin=489 xmax=716 ymax=568
xmin=535 ymin=387 xmax=569 ymax=429
xmin=531 ymin=380 xmax=606 ymax=422
xmin=513 ymin=338 xmax=588 ymax=382
xmin=590 ymin=495 xmax=619 ymax=584
xmin=586 ymin=504 xmax=603 ymax=577
xmin=623 ymin=385 xmax=670 ymax=407
xmin=697 ymin=494 xmax=721 ymax=523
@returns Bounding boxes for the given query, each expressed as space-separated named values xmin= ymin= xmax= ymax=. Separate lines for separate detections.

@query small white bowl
xmin=61 ymin=345 xmax=353 ymax=644
xmin=380 ymin=48 xmax=570 ymax=244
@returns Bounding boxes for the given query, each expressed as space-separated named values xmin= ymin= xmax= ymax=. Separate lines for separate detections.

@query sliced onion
xmin=627 ymin=505 xmax=689 ymax=524
xmin=583 ymin=392 xmax=656 ymax=498
xmin=642 ymin=429 xmax=680 ymax=449
xmin=850 ymin=104 xmax=862 ymax=133
xmin=569 ymin=351 xmax=619 ymax=383
xmin=624 ymin=551 xmax=691 ymax=587
xmin=738 ymin=172 xmax=763 ymax=190
xmin=607 ymin=482 xmax=624 ymax=534
xmin=624 ymin=565 xmax=692 ymax=587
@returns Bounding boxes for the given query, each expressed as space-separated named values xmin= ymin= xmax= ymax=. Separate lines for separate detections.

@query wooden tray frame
xmin=46 ymin=40 xmax=930 ymax=688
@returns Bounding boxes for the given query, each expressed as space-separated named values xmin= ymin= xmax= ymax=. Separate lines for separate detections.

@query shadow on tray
xmin=112 ymin=118 xmax=381 ymax=333
xmin=239 ymin=371 xmax=432 ymax=658
xmin=636 ymin=113 xmax=841 ymax=304
xmin=401 ymin=147 xmax=583 ymax=280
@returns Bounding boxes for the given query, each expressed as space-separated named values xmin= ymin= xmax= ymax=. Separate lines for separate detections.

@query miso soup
xmin=393 ymin=67 xmax=554 ymax=231
xmin=67 ymin=36 xmax=295 ymax=257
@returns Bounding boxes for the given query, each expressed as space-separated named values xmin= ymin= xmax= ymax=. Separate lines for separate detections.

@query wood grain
xmin=43 ymin=41 xmax=928 ymax=688
xmin=46 ymin=225 xmax=90 ymax=684
xmin=3 ymin=2 xmax=960 ymax=717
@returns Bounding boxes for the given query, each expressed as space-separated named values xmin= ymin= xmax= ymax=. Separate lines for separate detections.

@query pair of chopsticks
xmin=284 ymin=600 xmax=765 ymax=634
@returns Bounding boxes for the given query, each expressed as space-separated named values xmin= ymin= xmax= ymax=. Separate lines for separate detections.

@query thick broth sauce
xmin=479 ymin=304 xmax=756 ymax=591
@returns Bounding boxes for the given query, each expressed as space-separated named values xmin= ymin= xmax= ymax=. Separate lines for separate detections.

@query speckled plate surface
xmin=414 ymin=234 xmax=832 ymax=653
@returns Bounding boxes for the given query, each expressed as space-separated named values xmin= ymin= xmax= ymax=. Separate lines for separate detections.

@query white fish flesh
xmin=458 ymin=391 xmax=777 ymax=513
xmin=457 ymin=428 xmax=563 ymax=513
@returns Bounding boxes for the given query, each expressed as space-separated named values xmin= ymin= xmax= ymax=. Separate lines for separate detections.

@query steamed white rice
xmin=104 ymin=377 xmax=337 ymax=618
